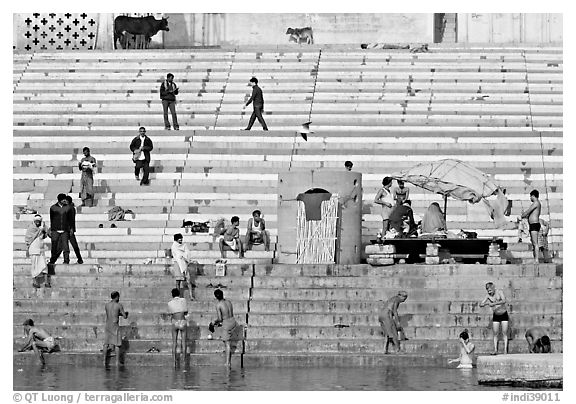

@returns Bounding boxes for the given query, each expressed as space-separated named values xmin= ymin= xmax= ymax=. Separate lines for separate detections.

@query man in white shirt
xmin=171 ymin=233 xmax=195 ymax=300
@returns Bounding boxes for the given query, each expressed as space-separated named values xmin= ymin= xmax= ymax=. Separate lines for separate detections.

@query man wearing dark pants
xmin=49 ymin=193 xmax=73 ymax=265
xmin=160 ymin=73 xmax=179 ymax=130
xmin=65 ymin=195 xmax=83 ymax=264
xmin=130 ymin=127 xmax=154 ymax=186
xmin=243 ymin=77 xmax=268 ymax=131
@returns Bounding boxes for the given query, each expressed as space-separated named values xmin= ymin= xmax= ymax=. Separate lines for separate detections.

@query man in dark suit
xmin=49 ymin=193 xmax=74 ymax=265
xmin=65 ymin=195 xmax=83 ymax=264
xmin=129 ymin=127 xmax=154 ymax=186
xmin=243 ymin=77 xmax=268 ymax=131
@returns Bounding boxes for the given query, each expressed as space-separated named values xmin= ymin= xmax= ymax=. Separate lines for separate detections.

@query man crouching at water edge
xmin=104 ymin=291 xmax=129 ymax=367
xmin=525 ymin=327 xmax=551 ymax=353
xmin=378 ymin=291 xmax=408 ymax=354
xmin=168 ymin=288 xmax=189 ymax=364
xmin=209 ymin=289 xmax=239 ymax=368
xmin=19 ymin=319 xmax=60 ymax=365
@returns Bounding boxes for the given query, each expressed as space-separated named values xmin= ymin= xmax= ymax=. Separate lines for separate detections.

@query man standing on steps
xmin=65 ymin=195 xmax=83 ymax=264
xmin=243 ymin=77 xmax=268 ymax=131
xmin=209 ymin=289 xmax=240 ymax=368
xmin=377 ymin=291 xmax=408 ymax=354
xmin=520 ymin=189 xmax=542 ymax=266
xmin=160 ymin=73 xmax=179 ymax=130
xmin=480 ymin=282 xmax=509 ymax=355
xmin=130 ymin=127 xmax=154 ymax=186
xmin=48 ymin=193 xmax=73 ymax=265
xmin=104 ymin=291 xmax=129 ymax=368
xmin=168 ymin=288 xmax=189 ymax=365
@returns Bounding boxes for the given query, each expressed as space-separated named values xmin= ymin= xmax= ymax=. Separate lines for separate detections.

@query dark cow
xmin=114 ymin=16 xmax=170 ymax=49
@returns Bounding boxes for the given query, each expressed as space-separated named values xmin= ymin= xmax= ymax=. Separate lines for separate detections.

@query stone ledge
xmin=477 ymin=353 xmax=562 ymax=388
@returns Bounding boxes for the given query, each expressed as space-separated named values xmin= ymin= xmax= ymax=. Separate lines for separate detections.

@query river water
xmin=13 ymin=364 xmax=557 ymax=391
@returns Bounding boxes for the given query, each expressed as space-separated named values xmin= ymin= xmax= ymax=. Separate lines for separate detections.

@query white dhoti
xmin=28 ymin=237 xmax=47 ymax=278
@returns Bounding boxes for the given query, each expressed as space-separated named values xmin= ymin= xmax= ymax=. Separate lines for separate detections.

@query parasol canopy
xmin=390 ymin=159 xmax=499 ymax=203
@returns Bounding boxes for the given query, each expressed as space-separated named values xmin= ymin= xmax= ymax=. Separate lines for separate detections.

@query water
xmin=13 ymin=365 xmax=556 ymax=391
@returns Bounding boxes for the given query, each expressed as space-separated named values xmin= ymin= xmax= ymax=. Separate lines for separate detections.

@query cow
xmin=114 ymin=16 xmax=170 ymax=49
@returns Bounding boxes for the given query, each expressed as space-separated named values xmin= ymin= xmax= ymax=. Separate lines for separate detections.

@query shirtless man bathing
xmin=377 ymin=291 xmax=408 ymax=354
xmin=521 ymin=189 xmax=542 ymax=266
xmin=209 ymin=289 xmax=240 ymax=367
xmin=18 ymin=319 xmax=59 ymax=365
xmin=104 ymin=291 xmax=129 ymax=367
xmin=168 ymin=288 xmax=189 ymax=365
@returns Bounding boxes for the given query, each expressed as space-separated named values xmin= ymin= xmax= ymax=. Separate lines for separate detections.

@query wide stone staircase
xmin=13 ymin=262 xmax=562 ymax=366
xmin=13 ymin=45 xmax=563 ymax=366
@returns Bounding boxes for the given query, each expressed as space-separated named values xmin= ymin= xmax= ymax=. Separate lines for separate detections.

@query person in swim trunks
xmin=525 ymin=327 xmax=551 ymax=353
xmin=377 ymin=291 xmax=408 ymax=354
xmin=168 ymin=288 xmax=189 ymax=364
xmin=520 ymin=189 xmax=542 ymax=266
xmin=480 ymin=282 xmax=509 ymax=355
xmin=210 ymin=289 xmax=239 ymax=367
xmin=18 ymin=319 xmax=59 ymax=365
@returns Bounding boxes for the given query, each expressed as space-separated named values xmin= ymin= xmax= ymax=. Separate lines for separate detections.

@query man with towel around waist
xmin=209 ymin=289 xmax=240 ymax=368
xmin=104 ymin=291 xmax=129 ymax=367
xmin=168 ymin=288 xmax=189 ymax=365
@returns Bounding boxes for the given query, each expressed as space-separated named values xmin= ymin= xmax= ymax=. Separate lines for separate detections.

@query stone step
xmin=12 ymin=275 xmax=253 ymax=289
xmin=249 ymin=276 xmax=561 ymax=289
xmin=11 ymin=324 xmax=562 ymax=342
xmin=251 ymin=263 xmax=560 ymax=277
xmin=250 ymin=288 xmax=562 ymax=301
xmin=12 ymin=312 xmax=248 ymax=326
xmin=11 ymin=337 xmax=562 ymax=355
xmin=13 ymin=287 xmax=251 ymax=300
xmin=13 ymin=298 xmax=560 ymax=315
xmin=244 ymin=326 xmax=563 ymax=341
xmin=245 ymin=313 xmax=561 ymax=328
xmin=12 ymin=262 xmax=256 ymax=275
xmin=247 ymin=300 xmax=562 ymax=314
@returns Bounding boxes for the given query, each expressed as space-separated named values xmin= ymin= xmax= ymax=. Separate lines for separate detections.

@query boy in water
xmin=209 ymin=289 xmax=239 ymax=367
xmin=18 ymin=319 xmax=59 ymax=365
xmin=168 ymin=288 xmax=189 ymax=364
xmin=344 ymin=161 xmax=353 ymax=171
xmin=104 ymin=291 xmax=129 ymax=367
xmin=377 ymin=291 xmax=408 ymax=354
xmin=448 ymin=329 xmax=475 ymax=368
xmin=520 ymin=189 xmax=542 ymax=265
xmin=480 ymin=282 xmax=509 ymax=355
xmin=244 ymin=210 xmax=270 ymax=252
xmin=219 ymin=216 xmax=244 ymax=258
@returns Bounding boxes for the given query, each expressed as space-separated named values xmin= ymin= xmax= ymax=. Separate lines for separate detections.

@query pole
xmin=443 ymin=194 xmax=448 ymax=221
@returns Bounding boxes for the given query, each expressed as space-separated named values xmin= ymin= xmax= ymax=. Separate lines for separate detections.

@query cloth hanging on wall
xmin=296 ymin=188 xmax=332 ymax=220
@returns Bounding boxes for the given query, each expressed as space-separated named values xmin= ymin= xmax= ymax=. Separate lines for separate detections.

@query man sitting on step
xmin=244 ymin=210 xmax=270 ymax=252
xmin=219 ymin=216 xmax=244 ymax=259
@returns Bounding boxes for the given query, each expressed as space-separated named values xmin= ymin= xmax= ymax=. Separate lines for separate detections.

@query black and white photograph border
xmin=2 ymin=0 xmax=574 ymax=401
